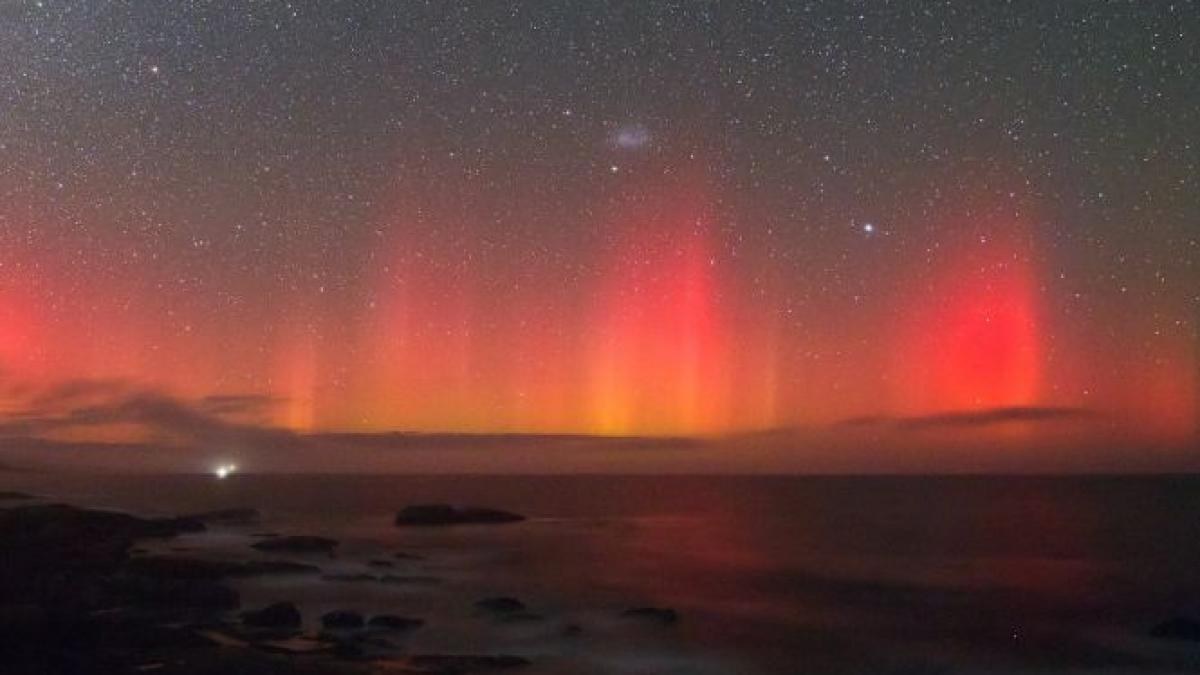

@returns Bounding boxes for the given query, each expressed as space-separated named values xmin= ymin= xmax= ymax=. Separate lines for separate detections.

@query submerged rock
xmin=380 ymin=574 xmax=441 ymax=586
xmin=241 ymin=602 xmax=302 ymax=628
xmin=252 ymin=535 xmax=338 ymax=554
xmin=321 ymin=610 xmax=365 ymax=629
xmin=322 ymin=573 xmax=377 ymax=583
xmin=497 ymin=612 xmax=544 ymax=624
xmin=367 ymin=614 xmax=424 ymax=631
xmin=620 ymin=607 xmax=679 ymax=624
xmin=475 ymin=597 xmax=526 ymax=614
xmin=395 ymin=504 xmax=525 ymax=527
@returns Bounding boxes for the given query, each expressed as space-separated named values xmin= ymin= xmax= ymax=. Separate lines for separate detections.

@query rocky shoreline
xmin=0 ymin=496 xmax=682 ymax=675
xmin=0 ymin=500 xmax=542 ymax=674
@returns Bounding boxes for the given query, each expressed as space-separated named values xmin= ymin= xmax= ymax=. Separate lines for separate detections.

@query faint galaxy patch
xmin=610 ymin=123 xmax=652 ymax=150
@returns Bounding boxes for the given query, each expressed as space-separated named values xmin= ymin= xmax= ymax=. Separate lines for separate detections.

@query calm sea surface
xmin=4 ymin=473 xmax=1200 ymax=674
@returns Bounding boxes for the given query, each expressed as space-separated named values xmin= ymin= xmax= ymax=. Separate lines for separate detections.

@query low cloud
xmin=0 ymin=374 xmax=295 ymax=453
xmin=837 ymin=406 xmax=1101 ymax=431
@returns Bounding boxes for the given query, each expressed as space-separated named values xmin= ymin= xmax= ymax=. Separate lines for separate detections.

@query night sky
xmin=1 ymin=1 xmax=1196 ymax=445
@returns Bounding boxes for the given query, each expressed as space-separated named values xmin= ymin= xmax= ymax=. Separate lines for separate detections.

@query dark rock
xmin=562 ymin=623 xmax=583 ymax=637
xmin=1151 ymin=616 xmax=1200 ymax=641
xmin=408 ymin=654 xmax=531 ymax=672
xmin=152 ymin=515 xmax=207 ymax=535
xmin=475 ymin=597 xmax=526 ymax=614
xmin=0 ymin=504 xmax=207 ymax=610
xmin=497 ymin=612 xmax=543 ymax=624
xmin=0 ymin=503 xmax=200 ymax=548
xmin=394 ymin=551 xmax=426 ymax=560
xmin=241 ymin=602 xmax=302 ymax=628
xmin=368 ymin=559 xmax=395 ymax=568
xmin=395 ymin=504 xmax=525 ymax=527
xmin=183 ymin=507 xmax=261 ymax=525
xmin=620 ymin=607 xmax=679 ymax=624
xmin=380 ymin=574 xmax=441 ymax=586
xmin=367 ymin=614 xmax=424 ymax=631
xmin=322 ymin=573 xmax=377 ymax=583
xmin=252 ymin=535 xmax=338 ymax=554
xmin=321 ymin=610 xmax=365 ymax=629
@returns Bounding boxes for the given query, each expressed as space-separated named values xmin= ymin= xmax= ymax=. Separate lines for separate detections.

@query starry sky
xmin=0 ymin=1 xmax=1197 ymax=447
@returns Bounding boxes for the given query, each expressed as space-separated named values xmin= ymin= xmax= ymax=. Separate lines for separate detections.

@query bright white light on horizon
xmin=213 ymin=463 xmax=238 ymax=479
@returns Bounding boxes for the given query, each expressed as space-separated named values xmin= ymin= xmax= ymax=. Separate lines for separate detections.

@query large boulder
xmin=475 ymin=597 xmax=526 ymax=614
xmin=321 ymin=610 xmax=364 ymax=629
xmin=241 ymin=602 xmax=302 ymax=628
xmin=367 ymin=614 xmax=424 ymax=631
xmin=394 ymin=504 xmax=525 ymax=527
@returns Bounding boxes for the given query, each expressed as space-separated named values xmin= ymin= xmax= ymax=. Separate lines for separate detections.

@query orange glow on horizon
xmin=0 ymin=194 xmax=1195 ymax=444
xmin=587 ymin=188 xmax=733 ymax=435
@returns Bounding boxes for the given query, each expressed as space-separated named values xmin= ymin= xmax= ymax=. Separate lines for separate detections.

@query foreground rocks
xmin=322 ymin=610 xmax=365 ymax=629
xmin=0 ymin=499 xmax=547 ymax=675
xmin=242 ymin=602 xmax=303 ymax=629
xmin=395 ymin=504 xmax=525 ymax=527
xmin=368 ymin=614 xmax=424 ymax=631
xmin=0 ymin=504 xmax=242 ymax=674
xmin=0 ymin=498 xmax=685 ymax=674
xmin=475 ymin=597 xmax=527 ymax=614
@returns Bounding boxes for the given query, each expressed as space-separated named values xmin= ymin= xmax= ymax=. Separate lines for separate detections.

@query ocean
xmin=3 ymin=472 xmax=1200 ymax=674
